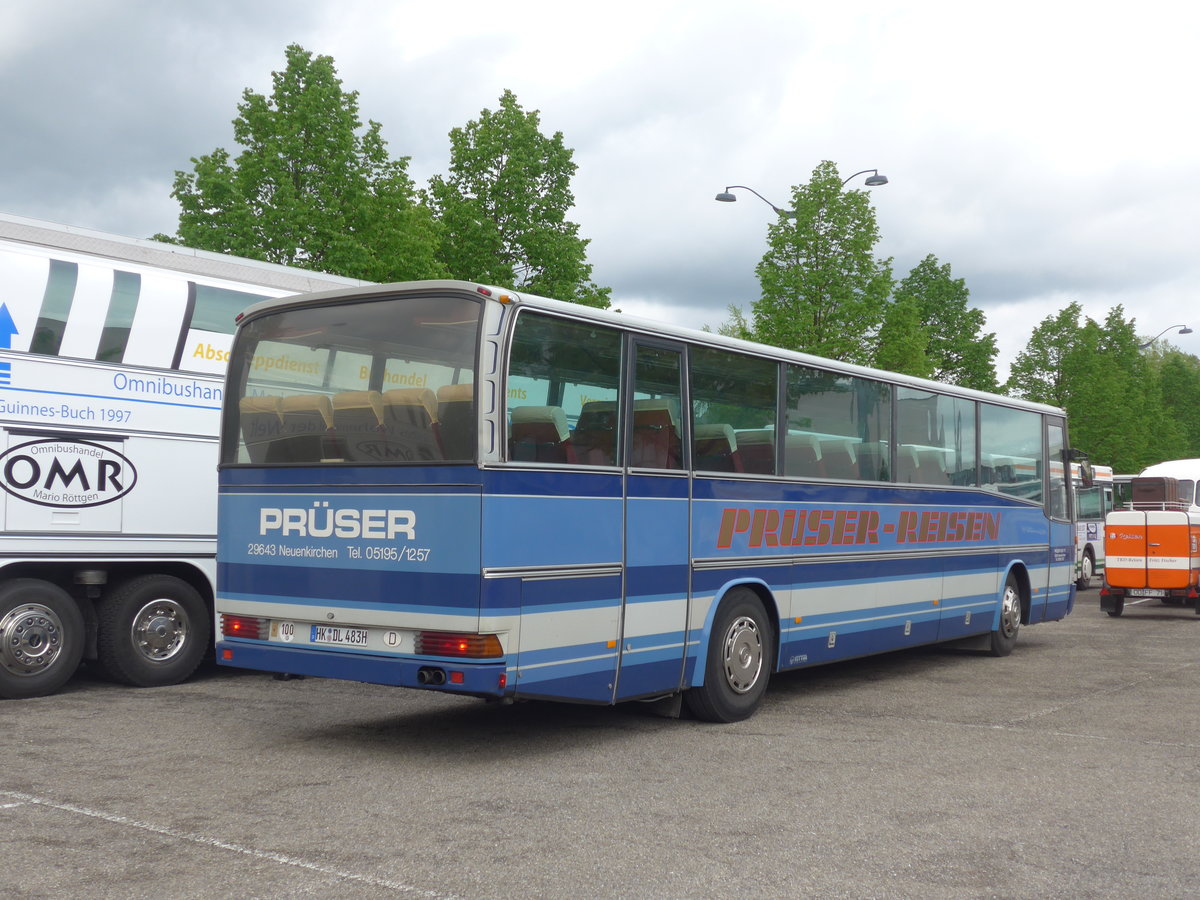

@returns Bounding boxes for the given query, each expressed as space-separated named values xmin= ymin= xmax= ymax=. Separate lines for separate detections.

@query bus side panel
xmin=618 ymin=473 xmax=690 ymax=701
xmin=480 ymin=469 xmax=623 ymax=704
xmin=508 ymin=573 xmax=622 ymax=703
xmin=938 ymin=552 xmax=1001 ymax=640
xmin=1045 ymin=520 xmax=1077 ymax=621
xmin=690 ymin=481 xmax=1035 ymax=674
xmin=1104 ymin=510 xmax=1147 ymax=588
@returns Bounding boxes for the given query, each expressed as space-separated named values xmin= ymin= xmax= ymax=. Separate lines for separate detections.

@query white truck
xmin=0 ymin=212 xmax=363 ymax=697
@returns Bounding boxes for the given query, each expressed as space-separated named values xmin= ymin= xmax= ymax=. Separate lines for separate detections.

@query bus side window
xmin=506 ymin=311 xmax=623 ymax=467
xmin=690 ymin=345 xmax=777 ymax=476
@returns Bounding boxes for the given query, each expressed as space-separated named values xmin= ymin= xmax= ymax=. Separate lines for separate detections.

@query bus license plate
xmin=1129 ymin=589 xmax=1167 ymax=598
xmin=310 ymin=625 xmax=370 ymax=646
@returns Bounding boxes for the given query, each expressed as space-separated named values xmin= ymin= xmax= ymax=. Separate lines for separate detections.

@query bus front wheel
xmin=96 ymin=575 xmax=210 ymax=687
xmin=1076 ymin=551 xmax=1094 ymax=590
xmin=686 ymin=588 xmax=772 ymax=723
xmin=989 ymin=574 xmax=1022 ymax=657
xmin=0 ymin=578 xmax=85 ymax=699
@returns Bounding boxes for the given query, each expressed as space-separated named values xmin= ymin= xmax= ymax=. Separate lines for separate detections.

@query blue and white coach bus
xmin=0 ymin=212 xmax=363 ymax=698
xmin=216 ymin=280 xmax=1079 ymax=721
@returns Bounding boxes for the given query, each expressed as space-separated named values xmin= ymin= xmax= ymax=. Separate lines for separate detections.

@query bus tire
xmin=685 ymin=588 xmax=772 ymax=723
xmin=0 ymin=578 xmax=85 ymax=699
xmin=989 ymin=573 xmax=1022 ymax=657
xmin=1075 ymin=551 xmax=1094 ymax=590
xmin=1106 ymin=597 xmax=1125 ymax=617
xmin=96 ymin=575 xmax=210 ymax=687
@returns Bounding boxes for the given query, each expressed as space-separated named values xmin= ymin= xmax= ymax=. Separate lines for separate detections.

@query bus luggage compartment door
xmin=1104 ymin=510 xmax=1148 ymax=589
xmin=1146 ymin=510 xmax=1198 ymax=590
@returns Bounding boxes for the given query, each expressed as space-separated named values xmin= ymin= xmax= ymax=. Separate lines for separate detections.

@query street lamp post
xmin=713 ymin=185 xmax=795 ymax=218
xmin=1138 ymin=324 xmax=1193 ymax=350
xmin=715 ymin=168 xmax=888 ymax=216
xmin=841 ymin=169 xmax=888 ymax=187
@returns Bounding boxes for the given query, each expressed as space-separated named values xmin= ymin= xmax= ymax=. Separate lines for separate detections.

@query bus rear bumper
xmin=216 ymin=640 xmax=510 ymax=696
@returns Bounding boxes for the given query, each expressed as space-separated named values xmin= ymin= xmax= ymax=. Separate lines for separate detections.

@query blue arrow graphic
xmin=0 ymin=303 xmax=16 ymax=385
xmin=0 ymin=304 xmax=16 ymax=350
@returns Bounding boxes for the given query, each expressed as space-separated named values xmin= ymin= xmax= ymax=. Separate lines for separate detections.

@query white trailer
xmin=0 ymin=212 xmax=365 ymax=697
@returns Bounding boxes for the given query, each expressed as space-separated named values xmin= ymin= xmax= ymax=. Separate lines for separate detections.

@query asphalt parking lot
xmin=3 ymin=590 xmax=1198 ymax=899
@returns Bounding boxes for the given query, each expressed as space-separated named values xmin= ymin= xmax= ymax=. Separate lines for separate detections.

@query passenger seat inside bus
xmin=510 ymin=406 xmax=576 ymax=464
xmin=693 ymin=423 xmax=743 ymax=473
xmin=382 ymin=388 xmax=442 ymax=462
xmin=437 ymin=384 xmax=475 ymax=461
xmin=272 ymin=394 xmax=338 ymax=463
xmin=896 ymin=444 xmax=921 ymax=483
xmin=631 ymin=398 xmax=682 ymax=469
xmin=736 ymin=429 xmax=776 ymax=475
xmin=819 ymin=438 xmax=858 ymax=480
xmin=573 ymin=400 xmax=618 ymax=466
xmin=784 ymin=432 xmax=824 ymax=478
xmin=239 ymin=396 xmax=283 ymax=463
xmin=330 ymin=391 xmax=388 ymax=461
xmin=855 ymin=440 xmax=889 ymax=481
xmin=915 ymin=448 xmax=951 ymax=485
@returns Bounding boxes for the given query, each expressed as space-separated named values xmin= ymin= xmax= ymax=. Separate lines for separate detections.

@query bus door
xmin=1039 ymin=421 xmax=1073 ymax=621
xmin=616 ymin=338 xmax=690 ymax=701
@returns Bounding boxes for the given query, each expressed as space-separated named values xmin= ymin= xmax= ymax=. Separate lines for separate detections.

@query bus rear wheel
xmin=686 ymin=588 xmax=772 ymax=723
xmin=989 ymin=574 xmax=1022 ymax=657
xmin=0 ymin=578 xmax=85 ymax=699
xmin=96 ymin=575 xmax=210 ymax=687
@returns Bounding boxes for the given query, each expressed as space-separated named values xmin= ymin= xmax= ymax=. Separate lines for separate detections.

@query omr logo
xmin=0 ymin=439 xmax=137 ymax=508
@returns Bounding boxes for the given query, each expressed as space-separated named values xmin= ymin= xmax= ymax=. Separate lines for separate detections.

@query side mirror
xmin=1079 ymin=460 xmax=1095 ymax=488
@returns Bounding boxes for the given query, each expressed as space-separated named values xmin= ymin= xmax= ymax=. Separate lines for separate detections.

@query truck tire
xmin=0 ymin=578 xmax=85 ymax=699
xmin=96 ymin=575 xmax=210 ymax=687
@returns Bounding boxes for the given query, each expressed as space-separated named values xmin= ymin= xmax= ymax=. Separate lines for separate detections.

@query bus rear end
xmin=215 ymin=282 xmax=511 ymax=697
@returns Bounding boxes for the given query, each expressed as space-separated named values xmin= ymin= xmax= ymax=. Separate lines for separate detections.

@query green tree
xmin=1007 ymin=303 xmax=1184 ymax=471
xmin=707 ymin=304 xmax=754 ymax=340
xmin=889 ymin=254 xmax=998 ymax=390
xmin=1149 ymin=348 xmax=1200 ymax=457
xmin=874 ymin=292 xmax=933 ymax=378
xmin=751 ymin=161 xmax=893 ymax=365
xmin=427 ymin=90 xmax=610 ymax=308
xmin=164 ymin=44 xmax=443 ymax=282
xmin=1005 ymin=303 xmax=1083 ymax=407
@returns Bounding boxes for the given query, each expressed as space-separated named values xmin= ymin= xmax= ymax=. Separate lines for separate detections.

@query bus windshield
xmin=221 ymin=291 xmax=481 ymax=465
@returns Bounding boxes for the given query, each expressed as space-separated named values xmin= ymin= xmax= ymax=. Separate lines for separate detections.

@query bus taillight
xmin=415 ymin=632 xmax=503 ymax=659
xmin=221 ymin=614 xmax=269 ymax=640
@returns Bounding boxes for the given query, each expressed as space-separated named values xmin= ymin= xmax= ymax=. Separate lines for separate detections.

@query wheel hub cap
xmin=723 ymin=616 xmax=763 ymax=694
xmin=0 ymin=603 xmax=65 ymax=676
xmin=132 ymin=600 xmax=188 ymax=662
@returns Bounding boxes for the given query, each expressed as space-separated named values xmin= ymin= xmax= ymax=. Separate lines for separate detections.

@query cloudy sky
xmin=4 ymin=1 xmax=1197 ymax=379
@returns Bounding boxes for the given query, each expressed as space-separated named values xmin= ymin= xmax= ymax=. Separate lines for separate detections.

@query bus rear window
xmin=222 ymin=293 xmax=480 ymax=465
